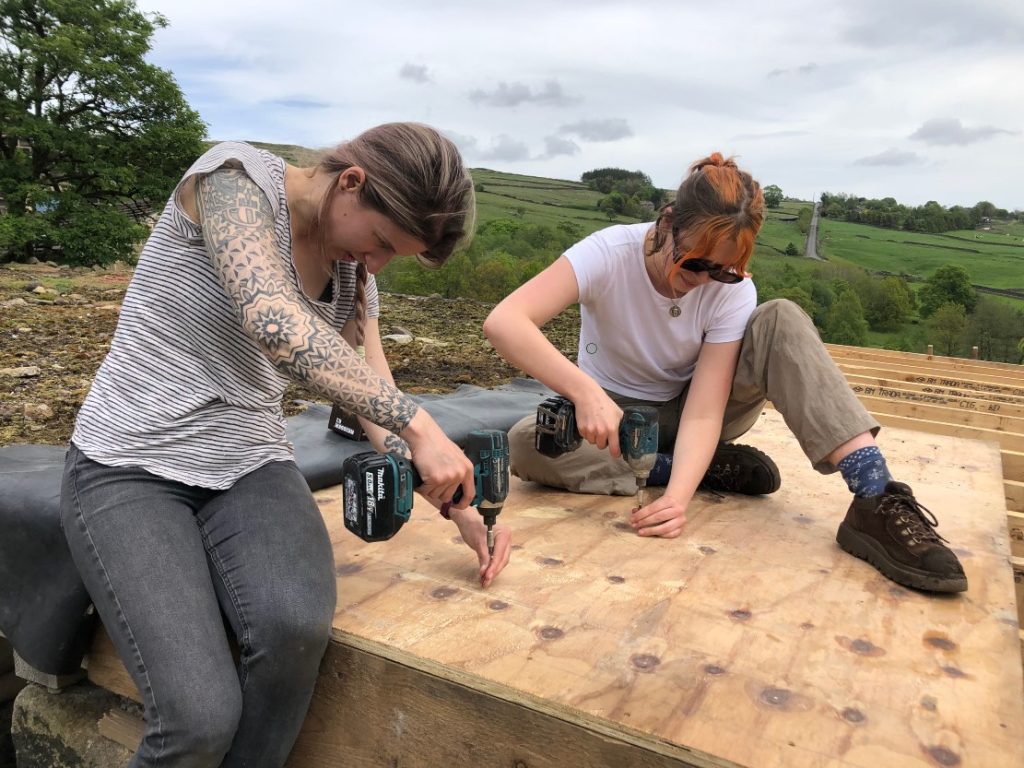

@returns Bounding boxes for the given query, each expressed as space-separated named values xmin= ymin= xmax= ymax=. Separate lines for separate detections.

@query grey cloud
xmin=909 ymin=118 xmax=1015 ymax=146
xmin=399 ymin=63 xmax=431 ymax=84
xmin=478 ymin=135 xmax=531 ymax=162
xmin=854 ymin=148 xmax=924 ymax=167
xmin=767 ymin=63 xmax=818 ymax=78
xmin=539 ymin=135 xmax=581 ymax=159
xmin=469 ymin=80 xmax=580 ymax=107
xmin=843 ymin=1 xmax=1024 ymax=49
xmin=444 ymin=130 xmax=479 ymax=156
xmin=558 ymin=118 xmax=632 ymax=141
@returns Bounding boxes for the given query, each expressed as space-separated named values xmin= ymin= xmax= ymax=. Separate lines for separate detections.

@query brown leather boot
xmin=836 ymin=481 xmax=967 ymax=593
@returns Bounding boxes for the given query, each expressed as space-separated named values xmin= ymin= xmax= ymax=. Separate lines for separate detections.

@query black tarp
xmin=0 ymin=380 xmax=550 ymax=674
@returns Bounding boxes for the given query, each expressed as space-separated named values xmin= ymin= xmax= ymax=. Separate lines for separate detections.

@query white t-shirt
xmin=564 ymin=223 xmax=756 ymax=401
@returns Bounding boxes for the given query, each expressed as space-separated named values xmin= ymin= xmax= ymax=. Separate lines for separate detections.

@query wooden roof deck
xmin=85 ymin=347 xmax=1024 ymax=767
xmin=304 ymin=409 xmax=1022 ymax=767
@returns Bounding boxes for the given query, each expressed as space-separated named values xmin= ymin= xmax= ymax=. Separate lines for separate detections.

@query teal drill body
xmin=342 ymin=429 xmax=510 ymax=553
xmin=536 ymin=396 xmax=659 ymax=506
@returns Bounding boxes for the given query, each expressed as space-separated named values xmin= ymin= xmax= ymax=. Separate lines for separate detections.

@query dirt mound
xmin=0 ymin=263 xmax=580 ymax=445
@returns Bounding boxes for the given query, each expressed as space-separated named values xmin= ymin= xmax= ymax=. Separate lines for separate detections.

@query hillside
xmin=818 ymin=216 xmax=1024 ymax=301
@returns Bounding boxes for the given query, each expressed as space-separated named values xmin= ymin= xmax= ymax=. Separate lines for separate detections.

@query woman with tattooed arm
xmin=60 ymin=123 xmax=510 ymax=767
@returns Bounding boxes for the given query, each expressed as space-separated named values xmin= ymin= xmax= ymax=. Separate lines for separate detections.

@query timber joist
xmin=844 ymin=374 xmax=1024 ymax=416
xmin=837 ymin=360 xmax=1024 ymax=399
xmin=827 ymin=343 xmax=1024 ymax=375
xmin=832 ymin=344 xmax=1024 ymax=516
xmin=833 ymin=345 xmax=1024 ymax=660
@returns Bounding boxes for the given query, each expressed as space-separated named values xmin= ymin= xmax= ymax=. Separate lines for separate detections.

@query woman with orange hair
xmin=484 ymin=152 xmax=967 ymax=594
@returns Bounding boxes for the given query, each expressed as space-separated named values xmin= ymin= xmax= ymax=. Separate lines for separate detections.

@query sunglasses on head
xmin=670 ymin=227 xmax=744 ymax=284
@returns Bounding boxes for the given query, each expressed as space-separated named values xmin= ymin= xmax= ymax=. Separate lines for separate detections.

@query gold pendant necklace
xmin=645 ymin=229 xmax=681 ymax=317
xmin=667 ymin=254 xmax=681 ymax=317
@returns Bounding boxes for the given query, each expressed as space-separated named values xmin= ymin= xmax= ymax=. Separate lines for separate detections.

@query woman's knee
xmin=252 ymin=599 xmax=333 ymax=673
xmin=146 ymin=680 xmax=242 ymax=763
xmin=508 ymin=414 xmax=539 ymax=477
xmin=749 ymin=299 xmax=817 ymax=339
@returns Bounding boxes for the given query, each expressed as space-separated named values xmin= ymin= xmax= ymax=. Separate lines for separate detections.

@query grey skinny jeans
xmin=60 ymin=445 xmax=336 ymax=767
xmin=509 ymin=299 xmax=880 ymax=495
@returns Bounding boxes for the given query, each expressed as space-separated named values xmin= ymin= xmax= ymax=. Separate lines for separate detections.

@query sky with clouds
xmin=136 ymin=0 xmax=1023 ymax=210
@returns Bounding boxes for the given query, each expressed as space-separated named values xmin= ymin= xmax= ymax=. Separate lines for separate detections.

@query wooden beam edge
xmin=826 ymin=343 xmax=1024 ymax=373
xmin=331 ymin=629 xmax=741 ymax=768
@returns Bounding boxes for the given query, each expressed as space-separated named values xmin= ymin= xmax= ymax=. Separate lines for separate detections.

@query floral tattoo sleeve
xmin=195 ymin=167 xmax=420 ymax=433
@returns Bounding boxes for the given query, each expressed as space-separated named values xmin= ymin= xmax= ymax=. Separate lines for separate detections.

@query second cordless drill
xmin=341 ymin=429 xmax=509 ymax=555
xmin=535 ymin=396 xmax=659 ymax=507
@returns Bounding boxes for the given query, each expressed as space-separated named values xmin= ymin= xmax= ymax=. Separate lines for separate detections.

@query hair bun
xmin=691 ymin=152 xmax=737 ymax=173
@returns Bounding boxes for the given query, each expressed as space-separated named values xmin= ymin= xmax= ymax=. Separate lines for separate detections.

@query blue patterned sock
xmin=836 ymin=446 xmax=892 ymax=497
xmin=647 ymin=452 xmax=673 ymax=486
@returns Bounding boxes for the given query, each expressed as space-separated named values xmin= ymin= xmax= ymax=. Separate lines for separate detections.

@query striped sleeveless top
xmin=72 ymin=142 xmax=380 ymax=489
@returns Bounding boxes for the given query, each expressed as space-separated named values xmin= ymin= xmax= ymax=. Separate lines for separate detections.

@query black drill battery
xmin=341 ymin=429 xmax=510 ymax=545
xmin=535 ymin=395 xmax=581 ymax=457
xmin=329 ymin=403 xmax=366 ymax=441
xmin=342 ymin=452 xmax=415 ymax=542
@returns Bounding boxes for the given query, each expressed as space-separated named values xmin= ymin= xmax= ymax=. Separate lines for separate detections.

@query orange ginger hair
xmin=659 ymin=152 xmax=764 ymax=284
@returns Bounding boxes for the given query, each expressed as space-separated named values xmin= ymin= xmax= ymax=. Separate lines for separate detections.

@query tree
xmin=796 ymin=206 xmax=812 ymax=234
xmin=965 ymin=297 xmax=1024 ymax=362
xmin=763 ymin=184 xmax=783 ymax=208
xmin=472 ymin=251 xmax=520 ymax=302
xmin=823 ymin=288 xmax=868 ymax=346
xmin=597 ymin=192 xmax=625 ymax=221
xmin=864 ymin=276 xmax=912 ymax=332
xmin=973 ymin=201 xmax=997 ymax=221
xmin=773 ymin=287 xmax=814 ymax=317
xmin=917 ymin=265 xmax=977 ymax=317
xmin=0 ymin=0 xmax=206 ymax=265
xmin=582 ymin=167 xmax=666 ymax=208
xmin=784 ymin=242 xmax=798 ymax=256
xmin=927 ymin=302 xmax=966 ymax=356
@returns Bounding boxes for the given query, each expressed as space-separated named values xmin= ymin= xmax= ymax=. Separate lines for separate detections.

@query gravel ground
xmin=0 ymin=262 xmax=580 ymax=446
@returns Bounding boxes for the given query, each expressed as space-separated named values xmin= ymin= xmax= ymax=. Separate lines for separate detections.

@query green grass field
xmin=756 ymin=201 xmax=811 ymax=256
xmin=471 ymin=168 xmax=638 ymax=234
xmin=817 ymin=217 xmax=1024 ymax=295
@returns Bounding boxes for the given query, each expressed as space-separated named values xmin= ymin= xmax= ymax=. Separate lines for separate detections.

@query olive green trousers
xmin=508 ymin=300 xmax=880 ymax=495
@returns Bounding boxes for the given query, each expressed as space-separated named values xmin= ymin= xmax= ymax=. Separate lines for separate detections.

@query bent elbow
xmin=482 ymin=306 xmax=509 ymax=347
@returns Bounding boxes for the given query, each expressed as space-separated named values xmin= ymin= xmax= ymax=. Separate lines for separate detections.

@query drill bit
xmin=487 ymin=527 xmax=495 ymax=558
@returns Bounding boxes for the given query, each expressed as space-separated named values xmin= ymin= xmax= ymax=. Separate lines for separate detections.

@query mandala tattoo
xmin=195 ymin=168 xmax=420 ymax=433
xmin=383 ymin=433 xmax=411 ymax=458
xmin=251 ymin=307 xmax=297 ymax=352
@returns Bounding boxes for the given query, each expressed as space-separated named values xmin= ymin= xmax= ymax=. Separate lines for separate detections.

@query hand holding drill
xmin=341 ymin=429 xmax=511 ymax=586
xmin=535 ymin=395 xmax=659 ymax=507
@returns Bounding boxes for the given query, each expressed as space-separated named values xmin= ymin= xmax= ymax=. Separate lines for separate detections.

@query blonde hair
xmin=313 ymin=123 xmax=476 ymax=346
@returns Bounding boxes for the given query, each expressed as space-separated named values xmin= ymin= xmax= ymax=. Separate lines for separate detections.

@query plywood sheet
xmin=315 ymin=409 xmax=1024 ymax=768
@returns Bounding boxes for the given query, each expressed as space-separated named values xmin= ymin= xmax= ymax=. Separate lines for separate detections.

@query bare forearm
xmin=485 ymin=310 xmax=596 ymax=401
xmin=665 ymin=415 xmax=722 ymax=503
